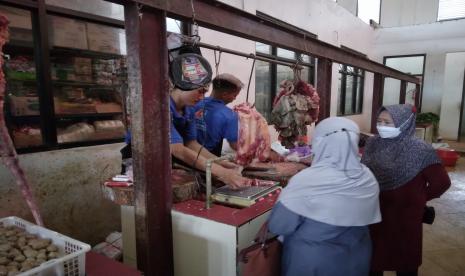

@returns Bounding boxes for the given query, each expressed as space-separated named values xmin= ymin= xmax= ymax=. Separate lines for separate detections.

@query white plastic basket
xmin=0 ymin=216 xmax=91 ymax=276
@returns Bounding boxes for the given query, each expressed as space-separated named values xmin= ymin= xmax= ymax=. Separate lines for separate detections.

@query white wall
xmin=201 ymin=0 xmax=377 ymax=138
xmin=380 ymin=0 xmax=438 ymax=27
xmin=439 ymin=52 xmax=465 ymax=140
xmin=337 ymin=0 xmax=358 ymax=16
xmin=373 ymin=19 xmax=465 ymax=116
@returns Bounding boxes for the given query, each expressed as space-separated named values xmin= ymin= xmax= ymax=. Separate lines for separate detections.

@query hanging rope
xmin=190 ymin=0 xmax=199 ymax=36
xmin=293 ymin=55 xmax=302 ymax=82
xmin=213 ymin=49 xmax=222 ymax=77
xmin=246 ymin=55 xmax=256 ymax=104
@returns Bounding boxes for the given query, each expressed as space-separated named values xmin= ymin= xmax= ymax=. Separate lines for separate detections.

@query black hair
xmin=212 ymin=78 xmax=240 ymax=94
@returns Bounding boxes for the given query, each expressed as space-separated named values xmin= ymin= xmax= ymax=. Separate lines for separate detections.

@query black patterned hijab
xmin=361 ymin=104 xmax=441 ymax=191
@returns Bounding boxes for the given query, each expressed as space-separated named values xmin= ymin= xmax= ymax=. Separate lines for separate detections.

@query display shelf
xmin=16 ymin=138 xmax=124 ymax=154
xmin=55 ymin=112 xmax=122 ymax=119
xmin=50 ymin=46 xmax=124 ymax=60
xmin=52 ymin=80 xmax=121 ymax=89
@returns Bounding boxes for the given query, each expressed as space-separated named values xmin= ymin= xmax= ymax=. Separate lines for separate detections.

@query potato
xmin=20 ymin=246 xmax=31 ymax=252
xmin=0 ymin=245 xmax=11 ymax=253
xmin=0 ymin=257 xmax=8 ymax=265
xmin=25 ymin=234 xmax=36 ymax=240
xmin=47 ymin=252 xmax=59 ymax=260
xmin=4 ymin=232 xmax=15 ymax=238
xmin=28 ymin=239 xmax=50 ymax=250
xmin=46 ymin=245 xmax=58 ymax=252
xmin=23 ymin=249 xmax=38 ymax=259
xmin=7 ymin=271 xmax=19 ymax=276
xmin=7 ymin=249 xmax=20 ymax=259
xmin=36 ymin=252 xmax=47 ymax=260
xmin=0 ymin=265 xmax=6 ymax=276
xmin=13 ymin=255 xmax=25 ymax=262
xmin=5 ymin=263 xmax=17 ymax=270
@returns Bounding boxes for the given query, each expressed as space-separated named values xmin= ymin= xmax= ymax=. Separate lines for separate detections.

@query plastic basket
xmin=0 ymin=216 xmax=91 ymax=276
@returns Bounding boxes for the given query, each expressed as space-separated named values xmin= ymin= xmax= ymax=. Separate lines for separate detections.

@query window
xmin=384 ymin=55 xmax=425 ymax=106
xmin=357 ymin=0 xmax=380 ymax=24
xmin=166 ymin=18 xmax=181 ymax=33
xmin=337 ymin=64 xmax=364 ymax=116
xmin=254 ymin=43 xmax=315 ymax=122
xmin=438 ymin=0 xmax=465 ymax=21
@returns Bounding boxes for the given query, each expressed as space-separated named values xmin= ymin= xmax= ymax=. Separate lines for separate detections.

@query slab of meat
xmin=233 ymin=103 xmax=271 ymax=166
xmin=271 ymin=80 xmax=319 ymax=148
xmin=0 ymin=14 xmax=43 ymax=226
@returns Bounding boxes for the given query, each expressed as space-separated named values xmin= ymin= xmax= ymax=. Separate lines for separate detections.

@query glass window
xmin=167 ymin=18 xmax=181 ymax=33
xmin=385 ymin=56 xmax=424 ymax=75
xmin=277 ymin=48 xmax=295 ymax=59
xmin=255 ymin=61 xmax=272 ymax=121
xmin=384 ymin=55 xmax=424 ymax=105
xmin=357 ymin=0 xmax=381 ymax=24
xmin=337 ymin=65 xmax=364 ymax=116
xmin=383 ymin=78 xmax=401 ymax=106
xmin=45 ymin=0 xmax=124 ymax=20
xmin=438 ymin=0 xmax=465 ymax=21
xmin=254 ymin=45 xmax=315 ymax=122
xmin=0 ymin=5 xmax=42 ymax=149
xmin=256 ymin=42 xmax=271 ymax=54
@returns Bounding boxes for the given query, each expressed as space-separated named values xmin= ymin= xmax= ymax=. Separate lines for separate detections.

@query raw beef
xmin=271 ymin=80 xmax=320 ymax=148
xmin=234 ymin=103 xmax=271 ymax=166
xmin=0 ymin=15 xmax=43 ymax=226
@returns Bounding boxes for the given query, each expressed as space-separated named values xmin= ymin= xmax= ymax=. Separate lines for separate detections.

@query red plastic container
xmin=436 ymin=148 xmax=459 ymax=167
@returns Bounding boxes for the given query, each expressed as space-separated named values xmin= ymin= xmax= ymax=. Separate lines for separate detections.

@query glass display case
xmin=1 ymin=5 xmax=42 ymax=149
xmin=0 ymin=3 xmax=128 ymax=152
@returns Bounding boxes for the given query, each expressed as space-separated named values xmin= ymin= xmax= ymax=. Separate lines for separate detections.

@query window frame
xmin=337 ymin=64 xmax=365 ymax=116
xmin=383 ymin=54 xmax=426 ymax=108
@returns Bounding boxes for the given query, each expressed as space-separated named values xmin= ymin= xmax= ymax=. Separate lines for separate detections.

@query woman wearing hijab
xmin=362 ymin=104 xmax=451 ymax=276
xmin=268 ymin=117 xmax=381 ymax=276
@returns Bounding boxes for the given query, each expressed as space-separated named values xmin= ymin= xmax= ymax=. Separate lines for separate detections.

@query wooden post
xmin=415 ymin=83 xmax=421 ymax=111
xmin=400 ymin=80 xmax=407 ymax=104
xmin=371 ymin=73 xmax=384 ymax=133
xmin=124 ymin=4 xmax=173 ymax=275
xmin=317 ymin=58 xmax=332 ymax=121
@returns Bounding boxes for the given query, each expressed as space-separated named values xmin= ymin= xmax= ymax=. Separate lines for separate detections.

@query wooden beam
xmin=415 ymin=83 xmax=421 ymax=111
xmin=123 ymin=0 xmax=419 ymax=84
xmin=371 ymin=73 xmax=384 ymax=133
xmin=317 ymin=58 xmax=332 ymax=121
xmin=399 ymin=80 xmax=407 ymax=104
xmin=124 ymin=4 xmax=173 ymax=275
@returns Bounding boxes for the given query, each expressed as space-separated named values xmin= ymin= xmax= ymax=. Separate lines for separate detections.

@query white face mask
xmin=376 ymin=112 xmax=414 ymax=139
xmin=376 ymin=125 xmax=401 ymax=138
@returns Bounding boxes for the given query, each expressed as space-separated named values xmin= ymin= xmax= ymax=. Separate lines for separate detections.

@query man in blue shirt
xmin=169 ymin=55 xmax=250 ymax=189
xmin=194 ymin=73 xmax=243 ymax=156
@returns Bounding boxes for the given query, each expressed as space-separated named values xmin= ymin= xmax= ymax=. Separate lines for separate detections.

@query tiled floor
xmin=385 ymin=158 xmax=465 ymax=276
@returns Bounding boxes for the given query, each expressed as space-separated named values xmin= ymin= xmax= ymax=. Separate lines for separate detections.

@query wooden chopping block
xmin=172 ymin=181 xmax=197 ymax=203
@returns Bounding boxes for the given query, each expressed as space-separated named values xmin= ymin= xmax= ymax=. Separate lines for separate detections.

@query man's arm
xmin=170 ymin=143 xmax=249 ymax=188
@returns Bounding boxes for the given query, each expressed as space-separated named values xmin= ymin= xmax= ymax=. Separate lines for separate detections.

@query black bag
xmin=422 ymin=206 xmax=435 ymax=224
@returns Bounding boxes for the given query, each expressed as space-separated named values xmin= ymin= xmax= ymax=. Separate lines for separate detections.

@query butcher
xmin=169 ymin=53 xmax=251 ymax=189
xmin=193 ymin=73 xmax=243 ymax=156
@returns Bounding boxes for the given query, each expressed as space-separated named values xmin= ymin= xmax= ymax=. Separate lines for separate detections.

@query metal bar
xmin=124 ymin=4 xmax=173 ymax=275
xmin=197 ymin=42 xmax=304 ymax=69
xmin=340 ymin=66 xmax=347 ymax=115
xmin=371 ymin=73 xmax=384 ymax=133
xmin=399 ymin=80 xmax=407 ymax=104
xmin=128 ymin=0 xmax=419 ymax=84
xmin=45 ymin=5 xmax=125 ymax=28
xmin=205 ymin=155 xmax=233 ymax=209
xmin=317 ymin=58 xmax=332 ymax=121
xmin=0 ymin=0 xmax=37 ymax=9
xmin=33 ymin=0 xmax=57 ymax=146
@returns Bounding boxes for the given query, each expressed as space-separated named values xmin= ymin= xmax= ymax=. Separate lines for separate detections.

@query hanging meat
xmin=0 ymin=15 xmax=43 ymax=226
xmin=234 ymin=103 xmax=271 ymax=166
xmin=271 ymin=80 xmax=320 ymax=149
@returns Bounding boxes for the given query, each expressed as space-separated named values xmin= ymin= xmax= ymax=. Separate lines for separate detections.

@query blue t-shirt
xmin=193 ymin=97 xmax=238 ymax=154
xmin=170 ymin=97 xmax=197 ymax=144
